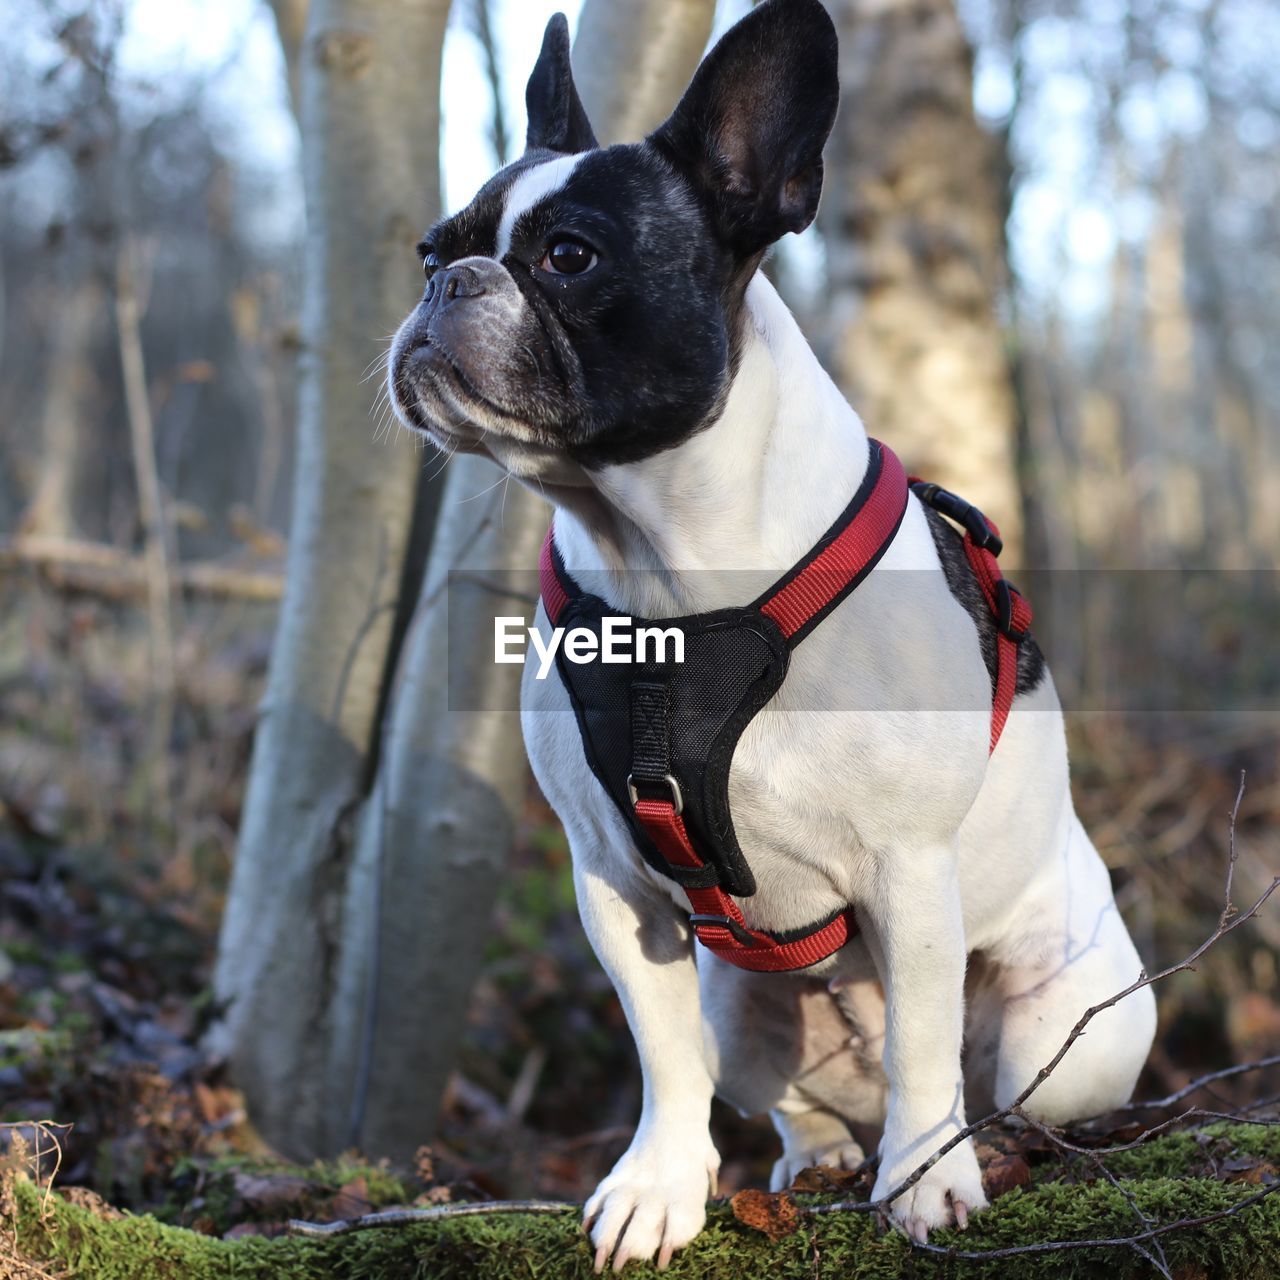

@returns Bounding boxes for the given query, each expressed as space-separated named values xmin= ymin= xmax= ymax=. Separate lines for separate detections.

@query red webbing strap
xmin=961 ymin=527 xmax=1032 ymax=752
xmin=539 ymin=530 xmax=571 ymax=626
xmin=633 ymin=798 xmax=856 ymax=972
xmin=905 ymin=476 xmax=1033 ymax=754
xmin=760 ymin=442 xmax=909 ymax=640
xmin=535 ymin=444 xmax=914 ymax=972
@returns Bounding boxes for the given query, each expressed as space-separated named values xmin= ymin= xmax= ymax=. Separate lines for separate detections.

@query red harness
xmin=539 ymin=440 xmax=1031 ymax=972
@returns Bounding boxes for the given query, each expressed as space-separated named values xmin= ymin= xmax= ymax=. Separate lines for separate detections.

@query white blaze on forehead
xmin=495 ymin=153 xmax=586 ymax=259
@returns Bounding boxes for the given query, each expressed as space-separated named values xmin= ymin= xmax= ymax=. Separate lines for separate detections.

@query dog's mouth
xmin=391 ymin=339 xmax=523 ymax=452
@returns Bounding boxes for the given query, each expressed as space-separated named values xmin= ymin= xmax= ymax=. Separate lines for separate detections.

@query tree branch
xmin=0 ymin=535 xmax=283 ymax=602
xmin=288 ymin=1201 xmax=577 ymax=1238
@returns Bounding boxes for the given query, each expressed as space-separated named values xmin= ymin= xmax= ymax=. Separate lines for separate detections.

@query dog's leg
xmin=985 ymin=816 xmax=1156 ymax=1123
xmin=573 ymin=852 xmax=719 ymax=1272
xmin=699 ymin=959 xmax=886 ymax=1190
xmin=858 ymin=844 xmax=988 ymax=1240
xmin=770 ymin=1104 xmax=868 ymax=1191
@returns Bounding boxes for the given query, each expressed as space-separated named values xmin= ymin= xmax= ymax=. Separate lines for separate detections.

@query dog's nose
xmin=430 ymin=264 xmax=487 ymax=306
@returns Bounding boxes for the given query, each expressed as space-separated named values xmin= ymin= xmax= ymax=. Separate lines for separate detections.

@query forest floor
xmin=1 ymin=582 xmax=1278 ymax=1276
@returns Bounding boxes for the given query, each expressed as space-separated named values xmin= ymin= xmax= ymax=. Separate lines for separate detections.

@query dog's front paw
xmin=873 ymin=1132 xmax=987 ymax=1242
xmin=584 ymin=1137 xmax=719 ymax=1272
xmin=771 ymin=1136 xmax=866 ymax=1192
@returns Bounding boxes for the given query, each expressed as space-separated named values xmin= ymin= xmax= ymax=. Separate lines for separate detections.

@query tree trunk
xmin=19 ymin=279 xmax=102 ymax=539
xmin=573 ymin=0 xmax=717 ymax=147
xmin=211 ymin=0 xmax=451 ymax=1159
xmin=268 ymin=0 xmax=309 ymax=120
xmin=820 ymin=0 xmax=1023 ymax=557
xmin=326 ymin=0 xmax=717 ymax=1162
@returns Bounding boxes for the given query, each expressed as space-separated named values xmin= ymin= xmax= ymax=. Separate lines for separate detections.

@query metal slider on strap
xmin=626 ymin=772 xmax=683 ymax=815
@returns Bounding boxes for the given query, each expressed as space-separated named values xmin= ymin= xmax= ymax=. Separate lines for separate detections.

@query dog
xmin=388 ymin=0 xmax=1157 ymax=1270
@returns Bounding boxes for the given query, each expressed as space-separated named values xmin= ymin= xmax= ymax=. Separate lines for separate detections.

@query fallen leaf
xmin=1220 ymin=1156 xmax=1278 ymax=1186
xmin=981 ymin=1152 xmax=1032 ymax=1200
xmin=59 ymin=1187 xmax=123 ymax=1221
xmin=730 ymin=1188 xmax=800 ymax=1242
xmin=789 ymin=1164 xmax=866 ymax=1195
xmin=231 ymin=1171 xmax=314 ymax=1213
xmin=329 ymin=1175 xmax=372 ymax=1219
xmin=414 ymin=1185 xmax=453 ymax=1206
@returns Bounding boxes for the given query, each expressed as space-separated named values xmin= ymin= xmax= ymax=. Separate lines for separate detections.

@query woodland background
xmin=0 ymin=0 xmax=1277 ymax=1269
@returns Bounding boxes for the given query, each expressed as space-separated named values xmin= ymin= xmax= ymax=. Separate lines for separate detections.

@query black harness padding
xmin=545 ymin=439 xmax=904 ymax=900
xmin=551 ymin=576 xmax=789 ymax=896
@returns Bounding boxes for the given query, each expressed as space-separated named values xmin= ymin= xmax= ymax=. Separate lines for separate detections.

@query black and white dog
xmin=389 ymin=0 xmax=1155 ymax=1269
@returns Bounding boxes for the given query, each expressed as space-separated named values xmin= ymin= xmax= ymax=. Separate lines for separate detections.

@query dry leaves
xmin=730 ymin=1188 xmax=800 ymax=1242
xmin=979 ymin=1150 xmax=1032 ymax=1200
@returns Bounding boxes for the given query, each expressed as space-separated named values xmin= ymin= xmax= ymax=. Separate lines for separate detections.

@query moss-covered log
xmin=7 ymin=1124 xmax=1280 ymax=1279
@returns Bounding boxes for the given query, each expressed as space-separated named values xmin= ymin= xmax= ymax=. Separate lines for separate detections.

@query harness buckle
xmin=912 ymin=481 xmax=1004 ymax=557
xmin=964 ymin=513 xmax=1003 ymax=558
xmin=627 ymin=772 xmax=684 ymax=816
xmin=688 ymin=913 xmax=759 ymax=948
xmin=995 ymin=579 xmax=1030 ymax=641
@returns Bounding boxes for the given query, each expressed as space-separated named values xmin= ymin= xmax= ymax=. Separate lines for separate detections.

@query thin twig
xmin=1014 ymin=1109 xmax=1172 ymax=1279
xmin=1046 ymin=1106 xmax=1280 ymax=1161
xmin=810 ymin=777 xmax=1277 ymax=1220
xmin=1116 ymin=1055 xmax=1280 ymax=1113
xmin=287 ymin=1200 xmax=577 ymax=1238
xmin=0 ymin=1120 xmax=70 ymax=1214
xmin=904 ymin=1182 xmax=1280 ymax=1263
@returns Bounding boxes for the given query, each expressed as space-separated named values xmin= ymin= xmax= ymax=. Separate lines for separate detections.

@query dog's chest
xmin=522 ymin=547 xmax=993 ymax=935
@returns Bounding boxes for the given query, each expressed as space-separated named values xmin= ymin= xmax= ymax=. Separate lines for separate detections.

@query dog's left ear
xmin=650 ymin=0 xmax=839 ymax=256
xmin=525 ymin=13 xmax=598 ymax=154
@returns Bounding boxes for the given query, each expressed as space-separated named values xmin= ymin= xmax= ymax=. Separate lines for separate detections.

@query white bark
xmin=20 ymin=279 xmax=101 ymax=540
xmin=268 ymin=0 xmax=309 ymax=119
xmin=211 ymin=0 xmax=451 ymax=1159
xmin=573 ymin=0 xmax=716 ymax=145
xmin=115 ymin=240 xmax=176 ymax=804
xmin=821 ymin=0 xmax=1023 ymax=557
xmin=328 ymin=0 xmax=717 ymax=1161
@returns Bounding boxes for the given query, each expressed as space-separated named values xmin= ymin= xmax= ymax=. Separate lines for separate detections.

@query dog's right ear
xmin=650 ymin=0 xmax=839 ymax=257
xmin=525 ymin=13 xmax=598 ymax=155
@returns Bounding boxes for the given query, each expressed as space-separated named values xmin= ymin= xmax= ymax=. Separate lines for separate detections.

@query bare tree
xmin=215 ymin=0 xmax=717 ymax=1162
xmin=211 ymin=0 xmax=452 ymax=1158
xmin=820 ymin=0 xmax=1023 ymax=555
xmin=20 ymin=279 xmax=102 ymax=539
xmin=329 ymin=0 xmax=719 ymax=1163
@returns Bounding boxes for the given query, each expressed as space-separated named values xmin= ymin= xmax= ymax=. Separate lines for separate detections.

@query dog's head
xmin=388 ymin=0 xmax=838 ymax=479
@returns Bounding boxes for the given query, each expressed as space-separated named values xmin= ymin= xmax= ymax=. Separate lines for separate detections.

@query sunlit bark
xmin=821 ymin=0 xmax=1023 ymax=556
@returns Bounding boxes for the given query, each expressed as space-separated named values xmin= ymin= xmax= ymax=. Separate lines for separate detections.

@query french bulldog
xmin=388 ymin=0 xmax=1156 ymax=1270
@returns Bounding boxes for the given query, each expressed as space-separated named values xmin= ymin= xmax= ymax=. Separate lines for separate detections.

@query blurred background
xmin=0 ymin=0 xmax=1276 ymax=1231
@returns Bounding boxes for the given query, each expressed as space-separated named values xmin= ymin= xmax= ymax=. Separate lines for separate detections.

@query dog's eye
xmin=541 ymin=239 xmax=597 ymax=276
xmin=422 ymin=249 xmax=441 ymax=279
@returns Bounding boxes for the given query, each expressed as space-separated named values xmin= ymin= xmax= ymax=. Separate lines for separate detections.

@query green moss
xmin=156 ymin=1151 xmax=414 ymax=1233
xmin=8 ymin=1125 xmax=1280 ymax=1279
xmin=1101 ymin=1120 xmax=1280 ymax=1181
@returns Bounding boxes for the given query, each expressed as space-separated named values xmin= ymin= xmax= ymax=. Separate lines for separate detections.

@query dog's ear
xmin=650 ymin=0 xmax=839 ymax=256
xmin=525 ymin=13 xmax=598 ymax=155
